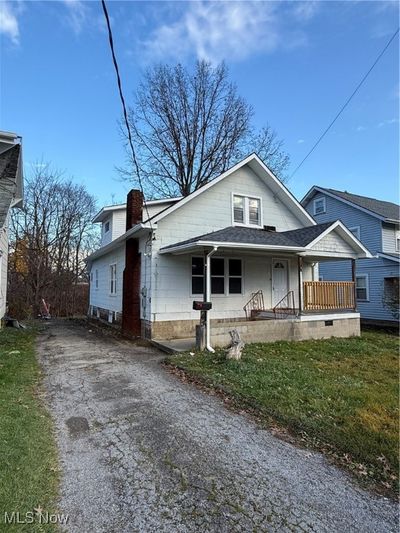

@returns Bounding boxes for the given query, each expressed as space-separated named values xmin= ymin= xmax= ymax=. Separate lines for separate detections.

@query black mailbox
xmin=193 ymin=301 xmax=212 ymax=311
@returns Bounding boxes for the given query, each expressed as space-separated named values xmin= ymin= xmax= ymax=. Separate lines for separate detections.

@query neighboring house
xmin=87 ymin=154 xmax=371 ymax=347
xmin=302 ymin=186 xmax=400 ymax=326
xmin=0 ymin=131 xmax=23 ymax=322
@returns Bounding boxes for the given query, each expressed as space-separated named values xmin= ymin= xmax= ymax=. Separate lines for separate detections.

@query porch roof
xmin=159 ymin=221 xmax=372 ymax=259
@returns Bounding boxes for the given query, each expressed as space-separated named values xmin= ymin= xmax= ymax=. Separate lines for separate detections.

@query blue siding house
xmin=302 ymin=187 xmax=399 ymax=326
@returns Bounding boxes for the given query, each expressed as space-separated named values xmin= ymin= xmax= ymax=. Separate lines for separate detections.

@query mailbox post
xmin=193 ymin=300 xmax=212 ymax=350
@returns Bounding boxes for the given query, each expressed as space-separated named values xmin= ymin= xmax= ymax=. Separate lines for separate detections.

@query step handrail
xmin=243 ymin=290 xmax=265 ymax=320
xmin=273 ymin=290 xmax=296 ymax=319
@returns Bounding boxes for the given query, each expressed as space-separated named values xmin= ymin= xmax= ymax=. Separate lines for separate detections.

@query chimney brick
xmin=126 ymin=189 xmax=144 ymax=230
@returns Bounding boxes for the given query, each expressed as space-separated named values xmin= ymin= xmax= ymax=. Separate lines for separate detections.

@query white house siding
xmin=310 ymin=230 xmax=356 ymax=256
xmin=149 ymin=252 xmax=311 ymax=324
xmin=89 ymin=244 xmax=125 ymax=316
xmin=111 ymin=210 xmax=127 ymax=241
xmin=0 ymin=216 xmax=9 ymax=319
xmin=382 ymin=222 xmax=399 ymax=254
xmin=150 ymin=166 xmax=308 ymax=324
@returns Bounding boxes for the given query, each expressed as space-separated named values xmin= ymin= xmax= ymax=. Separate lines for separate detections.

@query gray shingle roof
xmin=161 ymin=222 xmax=334 ymax=251
xmin=321 ymin=187 xmax=400 ymax=221
xmin=0 ymin=144 xmax=20 ymax=228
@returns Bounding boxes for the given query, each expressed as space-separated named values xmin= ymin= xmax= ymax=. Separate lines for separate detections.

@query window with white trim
xmin=349 ymin=226 xmax=360 ymax=240
xmin=313 ymin=197 xmax=326 ymax=215
xmin=233 ymin=195 xmax=261 ymax=227
xmin=110 ymin=264 xmax=117 ymax=295
xmin=191 ymin=257 xmax=243 ymax=295
xmin=95 ymin=269 xmax=99 ymax=289
xmin=104 ymin=220 xmax=110 ymax=233
xmin=356 ymin=274 xmax=369 ymax=301
xmin=396 ymin=233 xmax=400 ymax=252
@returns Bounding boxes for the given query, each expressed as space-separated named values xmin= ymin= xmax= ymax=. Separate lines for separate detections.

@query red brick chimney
xmin=126 ymin=189 xmax=144 ymax=230
xmin=122 ymin=189 xmax=144 ymax=338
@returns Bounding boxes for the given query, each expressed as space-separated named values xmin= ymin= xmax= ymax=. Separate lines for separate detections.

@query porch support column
xmin=351 ymin=258 xmax=357 ymax=311
xmin=297 ymin=256 xmax=303 ymax=316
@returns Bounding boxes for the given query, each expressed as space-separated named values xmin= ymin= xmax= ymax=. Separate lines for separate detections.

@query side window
xmin=104 ymin=220 xmax=110 ymax=233
xmin=349 ymin=226 xmax=361 ymax=240
xmin=110 ymin=264 xmax=117 ymax=294
xmin=356 ymin=275 xmax=369 ymax=301
xmin=95 ymin=269 xmax=99 ymax=289
xmin=314 ymin=197 xmax=326 ymax=215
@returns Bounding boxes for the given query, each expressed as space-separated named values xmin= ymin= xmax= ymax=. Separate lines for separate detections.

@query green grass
xmin=169 ymin=330 xmax=399 ymax=495
xmin=0 ymin=327 xmax=60 ymax=531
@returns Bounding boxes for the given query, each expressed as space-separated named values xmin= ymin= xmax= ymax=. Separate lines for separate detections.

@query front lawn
xmin=0 ymin=327 xmax=60 ymax=531
xmin=168 ymin=330 xmax=399 ymax=495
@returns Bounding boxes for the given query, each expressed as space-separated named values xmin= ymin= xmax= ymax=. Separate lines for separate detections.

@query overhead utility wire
xmin=101 ymin=0 xmax=152 ymax=228
xmin=290 ymin=27 xmax=399 ymax=179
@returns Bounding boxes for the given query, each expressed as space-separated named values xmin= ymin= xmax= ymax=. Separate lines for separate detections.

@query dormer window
xmin=233 ymin=194 xmax=262 ymax=227
xmin=313 ymin=197 xmax=326 ymax=215
xmin=104 ymin=221 xmax=110 ymax=233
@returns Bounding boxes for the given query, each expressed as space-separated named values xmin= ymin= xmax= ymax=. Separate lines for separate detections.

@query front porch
xmin=153 ymin=221 xmax=371 ymax=348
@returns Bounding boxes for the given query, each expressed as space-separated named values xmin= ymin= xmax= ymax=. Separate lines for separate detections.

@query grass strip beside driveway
xmin=168 ymin=330 xmax=399 ymax=496
xmin=0 ymin=327 xmax=59 ymax=531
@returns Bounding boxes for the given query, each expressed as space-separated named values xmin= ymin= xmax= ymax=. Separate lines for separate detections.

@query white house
xmin=87 ymin=154 xmax=372 ymax=347
xmin=0 ymin=131 xmax=23 ymax=322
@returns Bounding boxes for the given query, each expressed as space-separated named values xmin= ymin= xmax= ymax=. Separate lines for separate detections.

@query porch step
xmin=253 ymin=310 xmax=276 ymax=320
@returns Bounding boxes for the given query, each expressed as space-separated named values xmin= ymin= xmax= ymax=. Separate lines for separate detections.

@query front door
xmin=272 ymin=259 xmax=288 ymax=306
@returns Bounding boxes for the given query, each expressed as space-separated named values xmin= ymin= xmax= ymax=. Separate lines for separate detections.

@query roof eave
xmin=159 ymin=240 xmax=306 ymax=255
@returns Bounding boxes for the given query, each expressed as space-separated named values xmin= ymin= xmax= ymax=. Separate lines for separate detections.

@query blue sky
xmin=1 ymin=0 xmax=399 ymax=208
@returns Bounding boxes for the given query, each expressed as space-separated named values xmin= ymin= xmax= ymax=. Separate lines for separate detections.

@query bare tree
xmin=8 ymin=164 xmax=99 ymax=318
xmin=120 ymin=61 xmax=290 ymax=197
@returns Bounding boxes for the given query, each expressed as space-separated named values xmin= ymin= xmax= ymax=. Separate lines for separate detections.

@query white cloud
xmin=297 ymin=139 xmax=305 ymax=144
xmin=141 ymin=1 xmax=318 ymax=64
xmin=63 ymin=0 xmax=88 ymax=34
xmin=378 ymin=118 xmax=399 ymax=128
xmin=356 ymin=125 xmax=366 ymax=132
xmin=0 ymin=0 xmax=19 ymax=44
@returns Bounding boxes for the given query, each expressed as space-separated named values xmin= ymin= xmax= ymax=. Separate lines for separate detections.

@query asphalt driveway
xmin=37 ymin=320 xmax=397 ymax=532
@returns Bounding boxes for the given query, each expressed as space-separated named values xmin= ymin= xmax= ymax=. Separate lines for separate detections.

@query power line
xmin=101 ymin=0 xmax=152 ymax=228
xmin=290 ymin=27 xmax=399 ymax=180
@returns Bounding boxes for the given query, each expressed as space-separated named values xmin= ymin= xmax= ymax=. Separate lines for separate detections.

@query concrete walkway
xmin=37 ymin=320 xmax=398 ymax=532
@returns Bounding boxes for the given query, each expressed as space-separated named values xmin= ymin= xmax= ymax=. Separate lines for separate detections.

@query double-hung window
xmin=191 ymin=257 xmax=243 ymax=295
xmin=110 ymin=264 xmax=117 ymax=295
xmin=95 ymin=269 xmax=99 ymax=289
xmin=233 ymin=195 xmax=261 ymax=227
xmin=356 ymin=274 xmax=368 ymax=301
xmin=313 ymin=197 xmax=326 ymax=215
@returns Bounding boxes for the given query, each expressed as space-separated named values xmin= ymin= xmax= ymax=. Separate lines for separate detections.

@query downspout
xmin=206 ymin=246 xmax=218 ymax=352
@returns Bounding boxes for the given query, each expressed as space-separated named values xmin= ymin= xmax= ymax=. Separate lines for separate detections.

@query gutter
xmin=205 ymin=246 xmax=218 ymax=353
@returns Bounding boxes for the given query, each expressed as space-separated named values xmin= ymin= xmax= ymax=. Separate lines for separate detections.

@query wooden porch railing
xmin=303 ymin=281 xmax=355 ymax=311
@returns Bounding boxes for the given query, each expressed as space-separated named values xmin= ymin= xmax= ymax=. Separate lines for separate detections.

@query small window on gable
xmin=314 ymin=197 xmax=326 ymax=215
xmin=104 ymin=221 xmax=110 ymax=233
xmin=349 ymin=226 xmax=360 ymax=240
xmin=233 ymin=195 xmax=261 ymax=227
